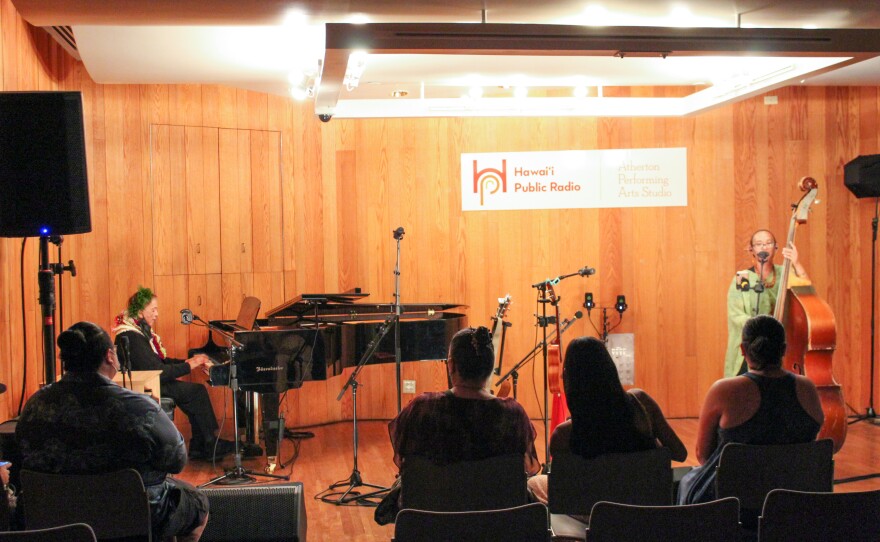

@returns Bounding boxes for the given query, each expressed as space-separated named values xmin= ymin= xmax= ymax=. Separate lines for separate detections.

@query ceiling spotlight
xmin=514 ymin=86 xmax=528 ymax=99
xmin=573 ymin=86 xmax=588 ymax=98
xmin=468 ymin=86 xmax=484 ymax=99
xmin=343 ymin=50 xmax=369 ymax=91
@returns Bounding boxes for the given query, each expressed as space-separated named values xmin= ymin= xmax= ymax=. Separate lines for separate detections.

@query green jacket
xmin=724 ymin=265 xmax=783 ymax=378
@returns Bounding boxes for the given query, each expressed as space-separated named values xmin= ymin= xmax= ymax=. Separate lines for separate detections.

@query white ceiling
xmin=13 ymin=0 xmax=880 ymax=118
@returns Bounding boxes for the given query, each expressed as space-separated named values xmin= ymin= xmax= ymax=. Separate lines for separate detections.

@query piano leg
xmin=261 ymin=393 xmax=282 ymax=472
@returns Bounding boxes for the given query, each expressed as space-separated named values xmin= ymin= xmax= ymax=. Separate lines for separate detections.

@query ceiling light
xmin=573 ymin=86 xmax=589 ymax=98
xmin=343 ymin=50 xmax=369 ymax=91
xmin=468 ymin=86 xmax=484 ymax=99
xmin=514 ymin=86 xmax=529 ymax=99
xmin=347 ymin=14 xmax=371 ymax=25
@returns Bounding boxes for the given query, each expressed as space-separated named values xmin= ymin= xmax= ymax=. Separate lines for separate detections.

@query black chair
xmin=758 ymin=488 xmax=880 ymax=542
xmin=714 ymin=439 xmax=833 ymax=531
xmin=393 ymin=502 xmax=551 ymax=542
xmin=548 ymin=448 xmax=673 ymax=540
xmin=160 ymin=397 xmax=176 ymax=421
xmin=400 ymin=453 xmax=529 ymax=512
xmin=20 ymin=469 xmax=152 ymax=541
xmin=586 ymin=497 xmax=740 ymax=542
xmin=0 ymin=523 xmax=97 ymax=542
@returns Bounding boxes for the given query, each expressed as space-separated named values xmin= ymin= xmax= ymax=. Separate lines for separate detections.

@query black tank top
xmin=719 ymin=372 xmax=820 ymax=446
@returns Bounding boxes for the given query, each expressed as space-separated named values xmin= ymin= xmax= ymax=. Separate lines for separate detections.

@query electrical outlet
xmin=403 ymin=380 xmax=416 ymax=394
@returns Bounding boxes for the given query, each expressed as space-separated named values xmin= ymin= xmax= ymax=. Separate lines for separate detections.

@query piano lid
xmin=266 ymin=288 xmax=465 ymax=324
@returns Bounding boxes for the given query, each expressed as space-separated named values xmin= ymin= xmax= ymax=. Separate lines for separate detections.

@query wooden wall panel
xmin=3 ymin=0 xmax=880 ymax=436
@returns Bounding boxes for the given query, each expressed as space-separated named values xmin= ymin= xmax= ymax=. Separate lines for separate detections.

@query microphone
xmin=578 ymin=266 xmax=596 ymax=277
xmin=559 ymin=311 xmax=584 ymax=334
xmin=393 ymin=227 xmax=405 ymax=240
xmin=757 ymin=251 xmax=769 ymax=263
xmin=117 ymin=335 xmax=130 ymax=373
xmin=180 ymin=309 xmax=194 ymax=325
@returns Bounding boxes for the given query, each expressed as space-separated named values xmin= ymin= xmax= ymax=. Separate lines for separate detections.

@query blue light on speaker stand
xmin=40 ymin=227 xmax=50 ymax=236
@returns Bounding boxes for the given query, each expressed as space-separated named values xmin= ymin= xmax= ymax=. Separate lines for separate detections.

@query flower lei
xmin=112 ymin=312 xmax=167 ymax=359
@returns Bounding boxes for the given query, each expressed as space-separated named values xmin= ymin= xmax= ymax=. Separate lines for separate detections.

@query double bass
xmin=773 ymin=177 xmax=847 ymax=453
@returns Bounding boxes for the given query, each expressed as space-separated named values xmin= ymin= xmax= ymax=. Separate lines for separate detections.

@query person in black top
xmin=113 ymin=286 xmax=236 ymax=461
xmin=16 ymin=321 xmax=209 ymax=541
xmin=679 ymin=315 xmax=823 ymax=504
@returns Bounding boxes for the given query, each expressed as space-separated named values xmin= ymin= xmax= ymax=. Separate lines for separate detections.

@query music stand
xmin=320 ymin=315 xmax=395 ymax=505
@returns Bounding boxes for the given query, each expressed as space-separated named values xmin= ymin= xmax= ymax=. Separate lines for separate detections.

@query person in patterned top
xmin=16 ymin=321 xmax=209 ymax=541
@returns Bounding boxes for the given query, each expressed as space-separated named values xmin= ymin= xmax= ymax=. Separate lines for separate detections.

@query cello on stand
xmin=773 ymin=176 xmax=847 ymax=453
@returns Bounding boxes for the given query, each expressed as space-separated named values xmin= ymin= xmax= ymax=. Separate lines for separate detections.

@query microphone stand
xmin=188 ymin=312 xmax=288 ymax=487
xmin=320 ymin=315 xmax=395 ymax=506
xmin=393 ymin=227 xmax=404 ymax=414
xmin=495 ymin=314 xmax=581 ymax=398
xmin=532 ymin=281 xmax=552 ymax=471
xmin=753 ymin=254 xmax=768 ymax=316
xmin=199 ymin=344 xmax=289 ymax=487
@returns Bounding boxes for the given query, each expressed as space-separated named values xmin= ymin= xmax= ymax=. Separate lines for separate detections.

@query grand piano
xmin=189 ymin=289 xmax=467 ymax=464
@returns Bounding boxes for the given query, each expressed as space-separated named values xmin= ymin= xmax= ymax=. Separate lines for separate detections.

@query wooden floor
xmin=181 ymin=417 xmax=880 ymax=542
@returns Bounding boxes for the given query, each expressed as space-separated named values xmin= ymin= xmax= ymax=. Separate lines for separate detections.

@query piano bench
xmin=160 ymin=397 xmax=176 ymax=421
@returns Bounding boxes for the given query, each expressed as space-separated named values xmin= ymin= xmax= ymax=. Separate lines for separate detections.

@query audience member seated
xmin=528 ymin=336 xmax=687 ymax=504
xmin=678 ymin=315 xmax=823 ymax=504
xmin=375 ymin=326 xmax=540 ymax=525
xmin=112 ymin=286 xmax=236 ymax=461
xmin=15 ymin=321 xmax=209 ymax=542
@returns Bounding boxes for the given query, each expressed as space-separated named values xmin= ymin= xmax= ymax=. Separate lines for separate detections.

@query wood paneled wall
xmin=2 ymin=1 xmax=879 ymax=433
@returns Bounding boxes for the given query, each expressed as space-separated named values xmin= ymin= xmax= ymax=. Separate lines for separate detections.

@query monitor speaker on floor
xmin=200 ymin=482 xmax=307 ymax=542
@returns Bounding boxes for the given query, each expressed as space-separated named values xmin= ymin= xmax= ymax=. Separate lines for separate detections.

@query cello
xmin=773 ymin=177 xmax=847 ymax=453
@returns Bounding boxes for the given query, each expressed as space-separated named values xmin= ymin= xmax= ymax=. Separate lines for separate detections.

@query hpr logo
xmin=473 ymin=160 xmax=507 ymax=206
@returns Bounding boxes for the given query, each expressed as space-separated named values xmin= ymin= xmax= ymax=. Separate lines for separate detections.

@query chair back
xmin=393 ymin=502 xmax=551 ymax=542
xmin=758 ymin=488 xmax=880 ymax=542
xmin=548 ymin=447 xmax=673 ymax=515
xmin=714 ymin=439 xmax=833 ymax=528
xmin=0 ymin=523 xmax=96 ymax=542
xmin=21 ymin=469 xmax=152 ymax=541
xmin=586 ymin=497 xmax=740 ymax=542
xmin=400 ymin=453 xmax=528 ymax=512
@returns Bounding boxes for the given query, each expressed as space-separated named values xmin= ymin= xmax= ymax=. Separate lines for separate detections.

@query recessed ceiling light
xmin=573 ymin=86 xmax=589 ymax=98
xmin=468 ymin=86 xmax=484 ymax=99
xmin=514 ymin=86 xmax=529 ymax=99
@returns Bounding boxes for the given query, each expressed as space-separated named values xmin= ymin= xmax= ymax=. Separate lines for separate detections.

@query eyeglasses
xmin=752 ymin=241 xmax=775 ymax=249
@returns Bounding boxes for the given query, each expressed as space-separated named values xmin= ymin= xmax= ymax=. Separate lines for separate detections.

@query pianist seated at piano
xmin=376 ymin=326 xmax=540 ymax=525
xmin=113 ymin=286 xmax=237 ymax=462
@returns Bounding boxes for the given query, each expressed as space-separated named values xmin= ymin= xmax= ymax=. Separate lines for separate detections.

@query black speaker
xmin=0 ymin=91 xmax=91 ymax=238
xmin=844 ymin=154 xmax=880 ymax=198
xmin=200 ymin=482 xmax=307 ymax=542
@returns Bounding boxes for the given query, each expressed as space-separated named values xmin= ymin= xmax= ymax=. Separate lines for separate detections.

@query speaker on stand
xmin=0 ymin=91 xmax=91 ymax=385
xmin=844 ymin=154 xmax=880 ymax=423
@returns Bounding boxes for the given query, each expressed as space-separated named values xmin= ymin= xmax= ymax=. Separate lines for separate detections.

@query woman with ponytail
xmin=679 ymin=315 xmax=823 ymax=504
xmin=375 ymin=326 xmax=539 ymax=524
xmin=16 ymin=322 xmax=209 ymax=541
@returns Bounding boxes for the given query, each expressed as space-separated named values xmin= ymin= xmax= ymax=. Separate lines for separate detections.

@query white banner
xmin=461 ymin=148 xmax=687 ymax=211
